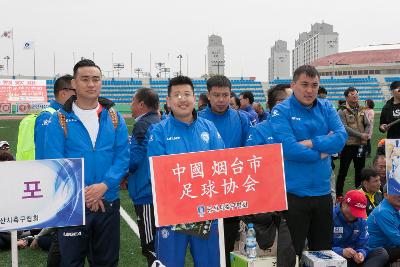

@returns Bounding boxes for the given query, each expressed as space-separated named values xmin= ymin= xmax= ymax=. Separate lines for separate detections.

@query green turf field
xmin=0 ymin=114 xmax=386 ymax=266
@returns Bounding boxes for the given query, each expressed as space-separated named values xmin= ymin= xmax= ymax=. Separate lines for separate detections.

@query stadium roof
xmin=311 ymin=44 xmax=400 ymax=67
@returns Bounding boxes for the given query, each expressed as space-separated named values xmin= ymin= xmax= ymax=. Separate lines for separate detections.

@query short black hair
xmin=360 ymin=167 xmax=378 ymax=182
xmin=54 ymin=74 xmax=73 ymax=97
xmin=239 ymin=91 xmax=255 ymax=104
xmin=318 ymin=86 xmax=327 ymax=95
xmin=267 ymin=84 xmax=290 ymax=109
xmin=206 ymin=75 xmax=231 ymax=91
xmin=344 ymin=87 xmax=358 ymax=97
xmin=293 ymin=65 xmax=320 ymax=83
xmin=73 ymin=59 xmax=102 ymax=77
xmin=390 ymin=81 xmax=400 ymax=90
xmin=134 ymin=88 xmax=159 ymax=111
xmin=365 ymin=99 xmax=375 ymax=109
xmin=167 ymin=76 xmax=194 ymax=96
xmin=198 ymin=93 xmax=209 ymax=105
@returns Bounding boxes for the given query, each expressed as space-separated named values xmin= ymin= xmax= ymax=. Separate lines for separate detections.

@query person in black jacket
xmin=379 ymin=81 xmax=400 ymax=139
xmin=128 ymin=87 xmax=161 ymax=266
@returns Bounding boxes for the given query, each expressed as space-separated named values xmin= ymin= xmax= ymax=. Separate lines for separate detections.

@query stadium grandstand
xmin=44 ymin=77 xmax=266 ymax=113
xmin=269 ymin=43 xmax=400 ymax=108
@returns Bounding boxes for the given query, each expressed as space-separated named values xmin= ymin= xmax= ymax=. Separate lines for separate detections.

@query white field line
xmin=120 ymin=206 xmax=140 ymax=237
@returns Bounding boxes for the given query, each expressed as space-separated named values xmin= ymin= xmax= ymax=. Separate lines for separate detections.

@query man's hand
xmin=342 ymin=248 xmax=357 ymax=259
xmin=299 ymin=139 xmax=313 ymax=148
xmin=85 ymin=183 xmax=108 ymax=211
xmin=353 ymin=252 xmax=364 ymax=264
xmin=30 ymin=238 xmax=39 ymax=249
xmin=361 ymin=133 xmax=369 ymax=141
xmin=320 ymin=153 xmax=329 ymax=159
xmin=380 ymin=124 xmax=388 ymax=132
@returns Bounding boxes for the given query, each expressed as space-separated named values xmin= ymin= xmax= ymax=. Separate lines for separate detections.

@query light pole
xmin=134 ymin=68 xmax=143 ymax=78
xmin=4 ymin=56 xmax=10 ymax=75
xmin=177 ymin=54 xmax=183 ymax=75
xmin=113 ymin=63 xmax=124 ymax=78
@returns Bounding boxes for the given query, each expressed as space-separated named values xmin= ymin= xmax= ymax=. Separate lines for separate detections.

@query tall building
xmin=268 ymin=40 xmax=290 ymax=81
xmin=292 ymin=22 xmax=339 ymax=72
xmin=208 ymin=34 xmax=225 ymax=75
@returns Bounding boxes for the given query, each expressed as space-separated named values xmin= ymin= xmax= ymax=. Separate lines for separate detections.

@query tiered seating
xmin=384 ymin=77 xmax=400 ymax=83
xmin=150 ymin=78 xmax=266 ymax=104
xmin=46 ymin=79 xmax=143 ymax=104
xmin=269 ymin=77 xmax=384 ymax=102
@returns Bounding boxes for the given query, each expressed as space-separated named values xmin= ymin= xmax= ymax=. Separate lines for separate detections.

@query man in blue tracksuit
xmin=270 ymin=65 xmax=348 ymax=256
xmin=239 ymin=91 xmax=258 ymax=125
xmin=368 ymin=190 xmax=400 ymax=263
xmin=198 ymin=75 xmax=251 ymax=267
xmin=245 ymin=84 xmax=291 ymax=147
xmin=332 ymin=190 xmax=388 ymax=267
xmin=128 ymin=88 xmax=160 ymax=266
xmin=35 ymin=75 xmax=76 ymax=160
xmin=44 ymin=59 xmax=129 ymax=267
xmin=148 ymin=76 xmax=225 ymax=267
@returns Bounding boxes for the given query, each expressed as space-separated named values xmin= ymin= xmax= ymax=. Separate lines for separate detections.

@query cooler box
xmin=301 ymin=250 xmax=347 ymax=267
xmin=230 ymin=252 xmax=299 ymax=267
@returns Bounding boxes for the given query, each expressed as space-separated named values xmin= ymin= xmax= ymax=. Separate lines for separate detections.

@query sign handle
xmin=11 ymin=230 xmax=19 ymax=267
xmin=218 ymin=219 xmax=226 ymax=267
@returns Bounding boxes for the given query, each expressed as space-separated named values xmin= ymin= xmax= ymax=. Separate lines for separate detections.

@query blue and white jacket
xmin=198 ymin=106 xmax=251 ymax=148
xmin=128 ymin=111 xmax=160 ymax=204
xmin=44 ymin=97 xmax=129 ymax=202
xmin=245 ymin=117 xmax=276 ymax=146
xmin=242 ymin=105 xmax=259 ymax=125
xmin=270 ymin=95 xmax=347 ymax=197
xmin=35 ymin=100 xmax=63 ymax=159
xmin=147 ymin=111 xmax=225 ymax=157
xmin=332 ymin=205 xmax=369 ymax=258
xmin=367 ymin=199 xmax=400 ymax=249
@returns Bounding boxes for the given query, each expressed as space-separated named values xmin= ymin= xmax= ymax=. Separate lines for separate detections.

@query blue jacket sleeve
xmin=375 ymin=210 xmax=400 ymax=246
xmin=354 ymin=221 xmax=369 ymax=258
xmin=270 ymin=106 xmax=321 ymax=162
xmin=147 ymin=124 xmax=166 ymax=157
xmin=34 ymin=111 xmax=53 ymax=159
xmin=43 ymin=112 xmax=65 ymax=159
xmin=332 ymin=246 xmax=344 ymax=257
xmin=245 ymin=127 xmax=264 ymax=146
xmin=239 ymin=111 xmax=252 ymax=146
xmin=102 ymin=112 xmax=130 ymax=190
xmin=311 ymin=102 xmax=348 ymax=154
xmin=129 ymin=120 xmax=149 ymax=173
xmin=211 ymin=126 xmax=225 ymax=150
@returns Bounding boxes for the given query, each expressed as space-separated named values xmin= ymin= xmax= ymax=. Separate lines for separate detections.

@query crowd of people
xmin=1 ymin=59 xmax=400 ymax=267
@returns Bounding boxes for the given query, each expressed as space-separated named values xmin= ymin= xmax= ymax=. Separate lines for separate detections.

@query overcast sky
xmin=0 ymin=0 xmax=398 ymax=81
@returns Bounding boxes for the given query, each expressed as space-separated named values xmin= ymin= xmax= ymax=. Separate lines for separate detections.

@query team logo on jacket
xmin=271 ymin=110 xmax=279 ymax=117
xmin=200 ymin=132 xmax=210 ymax=143
xmin=149 ymin=134 xmax=154 ymax=141
xmin=197 ymin=205 xmax=205 ymax=217
xmin=161 ymin=228 xmax=169 ymax=239
xmin=333 ymin=227 xmax=343 ymax=234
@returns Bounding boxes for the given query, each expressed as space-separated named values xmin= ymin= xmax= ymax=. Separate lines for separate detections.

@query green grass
xmin=0 ymin=115 xmax=385 ymax=266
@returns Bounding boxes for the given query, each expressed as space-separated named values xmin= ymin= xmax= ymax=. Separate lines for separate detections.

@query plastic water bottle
xmin=245 ymin=223 xmax=257 ymax=259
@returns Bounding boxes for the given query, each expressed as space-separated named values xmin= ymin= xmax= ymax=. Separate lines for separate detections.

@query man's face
xmin=374 ymin=157 xmax=386 ymax=184
xmin=131 ymin=95 xmax=143 ymax=119
xmin=167 ymin=84 xmax=195 ymax=122
xmin=239 ymin=95 xmax=249 ymax=109
xmin=72 ymin=66 xmax=102 ymax=102
xmin=341 ymin=203 xmax=357 ymax=222
xmin=207 ymin=86 xmax=230 ymax=114
xmin=230 ymin=97 xmax=239 ymax=110
xmin=291 ymin=73 xmax=319 ymax=106
xmin=346 ymin=90 xmax=359 ymax=106
xmin=363 ymin=175 xmax=381 ymax=193
xmin=318 ymin=93 xmax=327 ymax=99
xmin=391 ymin=87 xmax=400 ymax=101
